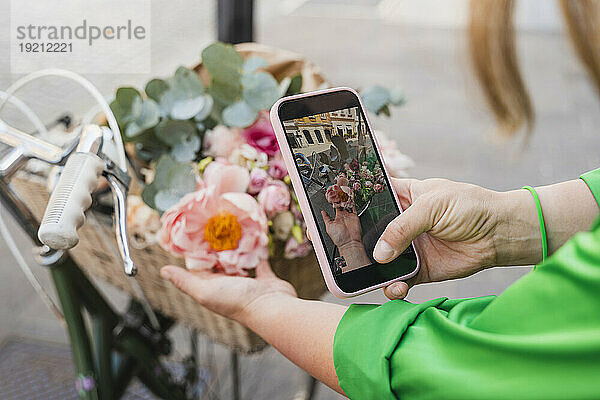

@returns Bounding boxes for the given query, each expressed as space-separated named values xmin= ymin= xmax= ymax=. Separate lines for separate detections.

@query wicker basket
xmin=10 ymin=44 xmax=328 ymax=353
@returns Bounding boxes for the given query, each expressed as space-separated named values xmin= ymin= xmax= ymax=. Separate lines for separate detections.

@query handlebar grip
xmin=38 ymin=152 xmax=104 ymax=249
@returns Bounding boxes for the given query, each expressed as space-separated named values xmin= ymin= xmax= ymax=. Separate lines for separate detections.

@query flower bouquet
xmin=9 ymin=42 xmax=414 ymax=351
xmin=113 ymin=42 xmax=409 ymax=279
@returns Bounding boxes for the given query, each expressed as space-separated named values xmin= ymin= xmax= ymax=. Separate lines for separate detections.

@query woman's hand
xmin=376 ymin=178 xmax=539 ymax=300
xmin=160 ymin=261 xmax=297 ymax=323
xmin=161 ymin=261 xmax=347 ymax=394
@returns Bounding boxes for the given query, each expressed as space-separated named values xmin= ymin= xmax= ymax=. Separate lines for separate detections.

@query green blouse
xmin=333 ymin=169 xmax=600 ymax=399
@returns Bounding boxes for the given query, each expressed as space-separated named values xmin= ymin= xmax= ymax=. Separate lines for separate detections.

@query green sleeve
xmin=581 ymin=167 xmax=600 ymax=207
xmin=334 ymin=226 xmax=600 ymax=400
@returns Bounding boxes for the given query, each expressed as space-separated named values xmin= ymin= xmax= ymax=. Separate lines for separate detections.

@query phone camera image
xmin=283 ymin=106 xmax=405 ymax=277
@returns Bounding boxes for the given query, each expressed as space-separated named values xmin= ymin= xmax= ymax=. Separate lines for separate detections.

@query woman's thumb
xmin=373 ymin=197 xmax=433 ymax=263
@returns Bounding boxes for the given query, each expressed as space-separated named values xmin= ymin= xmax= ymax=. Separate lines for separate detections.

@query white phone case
xmin=270 ymin=87 xmax=420 ymax=298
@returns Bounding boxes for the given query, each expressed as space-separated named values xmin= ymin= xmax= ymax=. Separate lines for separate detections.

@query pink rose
xmin=365 ymin=180 xmax=373 ymax=188
xmin=267 ymin=159 xmax=288 ymax=180
xmin=242 ymin=111 xmax=279 ymax=156
xmin=257 ymin=181 xmax=291 ymax=218
xmin=325 ymin=184 xmax=354 ymax=210
xmin=248 ymin=167 xmax=269 ymax=195
xmin=159 ymin=186 xmax=269 ymax=275
xmin=203 ymin=125 xmax=244 ymax=159
xmin=335 ymin=173 xmax=349 ymax=187
xmin=353 ymin=181 xmax=361 ymax=191
xmin=203 ymin=159 xmax=250 ymax=194
xmin=374 ymin=183 xmax=384 ymax=193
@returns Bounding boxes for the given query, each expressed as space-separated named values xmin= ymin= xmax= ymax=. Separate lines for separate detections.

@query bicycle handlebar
xmin=38 ymin=151 xmax=104 ymax=249
xmin=38 ymin=125 xmax=104 ymax=250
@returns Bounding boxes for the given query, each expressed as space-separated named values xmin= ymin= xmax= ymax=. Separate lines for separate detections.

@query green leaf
xmin=111 ymin=87 xmax=142 ymax=125
xmin=242 ymin=71 xmax=280 ymax=110
xmin=194 ymin=95 xmax=213 ymax=121
xmin=153 ymin=154 xmax=178 ymax=186
xmin=172 ymin=66 xmax=204 ymax=97
xmin=222 ymin=100 xmax=258 ymax=127
xmin=243 ymin=56 xmax=268 ymax=74
xmin=145 ymin=79 xmax=170 ymax=102
xmin=171 ymin=94 xmax=212 ymax=120
xmin=170 ymin=135 xmax=200 ymax=162
xmin=141 ymin=181 xmax=159 ymax=209
xmin=389 ymin=86 xmax=406 ymax=106
xmin=379 ymin=104 xmax=391 ymax=117
xmin=286 ymin=74 xmax=303 ymax=96
xmin=201 ymin=42 xmax=243 ymax=83
xmin=361 ymin=85 xmax=391 ymax=114
xmin=142 ymin=155 xmax=197 ymax=211
xmin=209 ymin=79 xmax=242 ymax=105
xmin=155 ymin=119 xmax=198 ymax=146
xmin=155 ymin=190 xmax=183 ymax=212
xmin=124 ymin=99 xmax=160 ymax=138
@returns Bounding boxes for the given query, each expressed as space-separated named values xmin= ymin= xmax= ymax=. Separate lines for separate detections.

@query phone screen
xmin=277 ymin=90 xmax=417 ymax=293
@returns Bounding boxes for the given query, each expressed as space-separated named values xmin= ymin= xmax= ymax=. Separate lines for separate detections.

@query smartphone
xmin=270 ymin=87 xmax=419 ymax=298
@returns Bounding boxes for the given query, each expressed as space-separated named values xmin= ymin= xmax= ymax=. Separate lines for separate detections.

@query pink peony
xmin=325 ymin=184 xmax=354 ymax=210
xmin=374 ymin=183 xmax=384 ymax=193
xmin=248 ymin=167 xmax=269 ymax=195
xmin=242 ymin=111 xmax=279 ymax=156
xmin=203 ymin=125 xmax=244 ymax=159
xmin=203 ymin=159 xmax=250 ymax=194
xmin=257 ymin=181 xmax=291 ymax=218
xmin=159 ymin=186 xmax=269 ymax=275
xmin=267 ymin=158 xmax=288 ymax=180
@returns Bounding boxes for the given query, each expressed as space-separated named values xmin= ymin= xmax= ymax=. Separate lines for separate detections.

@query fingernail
xmin=391 ymin=284 xmax=404 ymax=298
xmin=374 ymin=240 xmax=396 ymax=262
xmin=160 ymin=268 xmax=171 ymax=280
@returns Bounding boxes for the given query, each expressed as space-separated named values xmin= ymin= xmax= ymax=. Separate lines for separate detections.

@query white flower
xmin=228 ymin=143 xmax=268 ymax=170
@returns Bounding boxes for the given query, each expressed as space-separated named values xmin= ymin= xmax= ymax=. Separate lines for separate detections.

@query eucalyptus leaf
xmin=125 ymin=99 xmax=160 ymax=138
xmin=209 ymin=79 xmax=242 ymax=105
xmin=361 ymin=85 xmax=391 ymax=114
xmin=242 ymin=71 xmax=279 ymax=110
xmin=156 ymin=119 xmax=198 ymax=146
xmin=154 ymin=190 xmax=182 ymax=212
xmin=194 ymin=95 xmax=213 ymax=121
xmin=170 ymin=96 xmax=208 ymax=120
xmin=145 ymin=79 xmax=170 ymax=102
xmin=222 ymin=100 xmax=258 ymax=127
xmin=172 ymin=66 xmax=204 ymax=97
xmin=111 ymin=87 xmax=143 ymax=125
xmin=142 ymin=155 xmax=197 ymax=211
xmin=171 ymin=135 xmax=200 ymax=162
xmin=153 ymin=154 xmax=178 ymax=186
xmin=389 ymin=86 xmax=406 ymax=106
xmin=158 ymin=90 xmax=175 ymax=118
xmin=141 ymin=182 xmax=159 ymax=209
xmin=286 ymin=74 xmax=303 ymax=96
xmin=201 ymin=42 xmax=243 ymax=83
xmin=243 ymin=56 xmax=268 ymax=74
xmin=166 ymin=162 xmax=197 ymax=194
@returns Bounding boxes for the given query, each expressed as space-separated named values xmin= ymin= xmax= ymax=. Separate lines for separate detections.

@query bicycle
xmin=0 ymin=70 xmax=225 ymax=400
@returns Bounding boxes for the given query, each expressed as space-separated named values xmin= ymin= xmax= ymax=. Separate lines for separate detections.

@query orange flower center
xmin=204 ymin=212 xmax=242 ymax=252
xmin=338 ymin=188 xmax=349 ymax=202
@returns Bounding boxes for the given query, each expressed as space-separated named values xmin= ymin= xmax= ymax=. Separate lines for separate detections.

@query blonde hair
xmin=469 ymin=0 xmax=600 ymax=137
